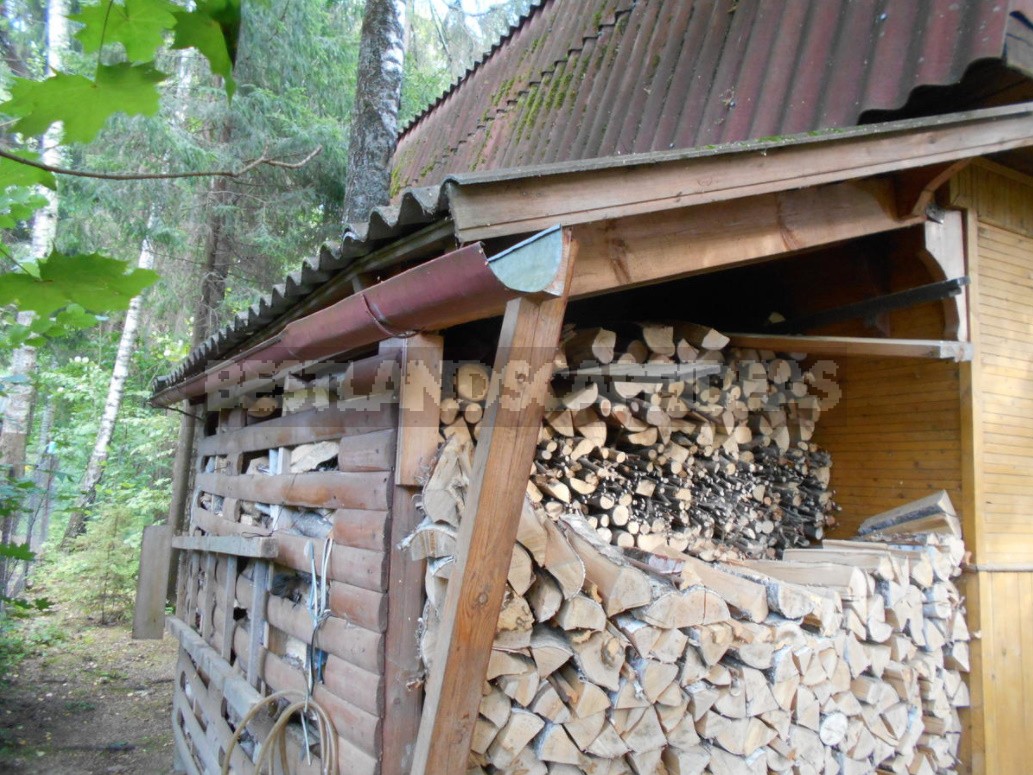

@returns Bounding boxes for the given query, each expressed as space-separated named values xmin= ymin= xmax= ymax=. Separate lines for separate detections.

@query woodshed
xmin=144 ymin=2 xmax=1033 ymax=773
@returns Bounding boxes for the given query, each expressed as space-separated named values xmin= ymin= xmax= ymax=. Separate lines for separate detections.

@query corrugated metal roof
xmin=392 ymin=0 xmax=1033 ymax=191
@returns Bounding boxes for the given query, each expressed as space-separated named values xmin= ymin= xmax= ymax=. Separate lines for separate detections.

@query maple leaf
xmin=0 ymin=150 xmax=56 ymax=190
xmin=171 ymin=0 xmax=241 ymax=97
xmin=1 ymin=63 xmax=167 ymax=144
xmin=0 ymin=251 xmax=159 ymax=316
xmin=72 ymin=0 xmax=179 ymax=63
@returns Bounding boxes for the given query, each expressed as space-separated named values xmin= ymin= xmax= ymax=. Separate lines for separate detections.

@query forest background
xmin=0 ymin=0 xmax=533 ymax=663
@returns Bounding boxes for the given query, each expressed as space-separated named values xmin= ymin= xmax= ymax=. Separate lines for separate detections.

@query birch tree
xmin=0 ymin=0 xmax=67 ymax=596
xmin=60 ymin=214 xmax=158 ymax=544
xmin=343 ymin=0 xmax=406 ymax=225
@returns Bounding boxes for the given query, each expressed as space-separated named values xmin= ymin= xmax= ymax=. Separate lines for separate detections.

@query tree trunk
xmin=0 ymin=0 xmax=68 ymax=598
xmin=61 ymin=214 xmax=158 ymax=545
xmin=342 ymin=0 xmax=406 ymax=226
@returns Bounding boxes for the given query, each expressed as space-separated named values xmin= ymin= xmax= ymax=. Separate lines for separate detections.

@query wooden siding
xmin=815 ymin=356 xmax=963 ymax=537
xmin=950 ymin=162 xmax=1033 ymax=775
xmin=971 ymin=221 xmax=1033 ymax=562
xmin=966 ymin=570 xmax=1033 ymax=775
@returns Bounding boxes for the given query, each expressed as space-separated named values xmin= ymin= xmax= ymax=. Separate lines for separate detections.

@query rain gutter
xmin=151 ymin=226 xmax=566 ymax=407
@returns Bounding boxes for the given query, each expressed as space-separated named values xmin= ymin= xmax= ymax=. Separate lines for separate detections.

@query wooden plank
xmin=337 ymin=428 xmax=397 ymax=472
xmin=247 ymin=560 xmax=270 ymax=690
xmin=412 ymin=230 xmax=574 ymax=775
xmin=449 ymin=103 xmax=1033 ymax=241
xmin=391 ymin=334 xmax=443 ymax=487
xmin=201 ymin=350 xmax=398 ymax=414
xmin=171 ymin=533 xmax=279 ymax=558
xmin=201 ymin=554 xmax=217 ymax=643
xmin=197 ymin=400 xmax=398 ymax=456
xmin=220 ymin=555 xmax=237 ymax=662
xmin=382 ymin=334 xmax=443 ymax=775
xmin=726 ymin=333 xmax=971 ymax=360
xmin=569 ymin=179 xmax=918 ymax=298
xmin=131 ymin=524 xmax=173 ymax=639
xmin=195 ymin=470 xmax=390 ymax=510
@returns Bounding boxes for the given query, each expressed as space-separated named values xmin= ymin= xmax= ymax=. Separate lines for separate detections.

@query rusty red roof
xmin=392 ymin=0 xmax=1033 ymax=193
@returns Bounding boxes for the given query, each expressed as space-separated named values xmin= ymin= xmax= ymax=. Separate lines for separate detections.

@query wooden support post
xmin=201 ymin=553 xmax=217 ymax=643
xmin=247 ymin=559 xmax=270 ymax=690
xmin=381 ymin=334 xmax=443 ymax=775
xmin=221 ymin=555 xmax=237 ymax=662
xmin=412 ymin=230 xmax=576 ymax=775
xmin=131 ymin=523 xmax=173 ymax=639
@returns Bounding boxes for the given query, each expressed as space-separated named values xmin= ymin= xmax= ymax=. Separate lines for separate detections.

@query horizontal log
xmin=199 ymin=399 xmax=398 ymax=456
xmin=196 ymin=470 xmax=391 ymax=511
xmin=276 ymin=531 xmax=387 ymax=592
xmin=726 ymin=334 xmax=972 ymax=361
xmin=331 ymin=509 xmax=389 ymax=552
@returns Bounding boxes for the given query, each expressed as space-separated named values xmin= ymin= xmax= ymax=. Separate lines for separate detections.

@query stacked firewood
xmin=412 ymin=446 xmax=969 ymax=775
xmin=440 ymin=322 xmax=837 ymax=561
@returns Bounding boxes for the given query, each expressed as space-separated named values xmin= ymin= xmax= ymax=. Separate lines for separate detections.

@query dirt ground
xmin=0 ymin=609 xmax=179 ymax=775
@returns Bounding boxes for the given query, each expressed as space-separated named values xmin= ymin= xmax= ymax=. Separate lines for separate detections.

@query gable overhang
xmin=442 ymin=101 xmax=1033 ymax=242
xmin=153 ymin=102 xmax=1033 ymax=402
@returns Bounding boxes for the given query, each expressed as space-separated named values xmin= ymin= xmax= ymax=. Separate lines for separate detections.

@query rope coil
xmin=221 ymin=690 xmax=338 ymax=775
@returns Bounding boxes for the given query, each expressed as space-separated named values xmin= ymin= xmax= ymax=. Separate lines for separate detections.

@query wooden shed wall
xmin=168 ymin=345 xmax=434 ymax=775
xmin=810 ymin=248 xmax=964 ymax=538
xmin=950 ymin=162 xmax=1033 ymax=775
xmin=815 ymin=356 xmax=963 ymax=537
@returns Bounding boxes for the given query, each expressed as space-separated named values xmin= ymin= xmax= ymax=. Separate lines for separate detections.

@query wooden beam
xmin=922 ymin=212 xmax=968 ymax=341
xmin=412 ymin=231 xmax=576 ymax=775
xmin=726 ymin=333 xmax=973 ymax=361
xmin=449 ymin=102 xmax=1033 ymax=240
xmin=894 ymin=160 xmax=972 ymax=217
xmin=171 ymin=534 xmax=279 ymax=558
xmin=569 ymin=178 xmax=920 ymax=298
xmin=381 ymin=333 xmax=444 ymax=775
xmin=131 ymin=524 xmax=173 ymax=639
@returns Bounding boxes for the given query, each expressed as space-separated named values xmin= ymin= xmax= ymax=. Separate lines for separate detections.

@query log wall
xmin=170 ymin=351 xmax=416 ymax=775
xmin=949 ymin=161 xmax=1033 ymax=775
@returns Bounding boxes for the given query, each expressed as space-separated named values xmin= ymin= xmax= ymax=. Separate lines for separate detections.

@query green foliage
xmin=47 ymin=504 xmax=141 ymax=624
xmin=0 ymin=251 xmax=158 ymax=315
xmin=72 ymin=0 xmax=179 ymax=63
xmin=0 ymin=611 xmax=63 ymax=681
xmin=2 ymin=64 xmax=169 ymax=144
xmin=0 ymin=542 xmax=33 ymax=562
xmin=172 ymin=0 xmax=241 ymax=97
xmin=0 ymin=151 xmax=56 ymax=191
